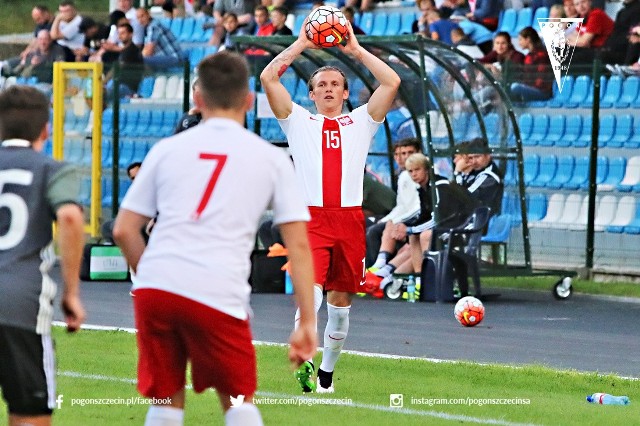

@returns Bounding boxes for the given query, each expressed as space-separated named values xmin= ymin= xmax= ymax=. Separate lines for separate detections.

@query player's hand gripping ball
xmin=454 ymin=296 xmax=484 ymax=327
xmin=305 ymin=6 xmax=348 ymax=48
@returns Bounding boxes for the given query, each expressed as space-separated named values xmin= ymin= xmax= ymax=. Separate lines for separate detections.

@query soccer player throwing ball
xmin=261 ymin=21 xmax=400 ymax=393
xmin=114 ymin=51 xmax=317 ymax=426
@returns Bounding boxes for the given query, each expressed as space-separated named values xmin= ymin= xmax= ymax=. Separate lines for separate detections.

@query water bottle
xmin=586 ymin=393 xmax=630 ymax=405
xmin=407 ymin=275 xmax=416 ymax=303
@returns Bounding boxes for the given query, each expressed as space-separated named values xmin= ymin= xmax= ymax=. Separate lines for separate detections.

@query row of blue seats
xmin=519 ymin=112 xmax=640 ymax=149
xmin=62 ymin=138 xmax=152 ymax=169
xmin=496 ymin=7 xmax=549 ymax=38
xmin=501 ymin=192 xmax=640 ymax=234
xmin=158 ymin=16 xmax=214 ymax=43
xmin=101 ymin=109 xmax=182 ymax=138
xmin=526 ymin=75 xmax=640 ymax=109
xmin=79 ymin=177 xmax=132 ymax=207
xmin=504 ymin=155 xmax=638 ymax=191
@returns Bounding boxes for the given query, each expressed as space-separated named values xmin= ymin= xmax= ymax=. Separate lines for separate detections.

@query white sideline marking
xmin=57 ymin=370 xmax=538 ymax=426
xmin=52 ymin=322 xmax=640 ymax=381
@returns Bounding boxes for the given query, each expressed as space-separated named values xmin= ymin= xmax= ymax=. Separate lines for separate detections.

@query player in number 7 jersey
xmin=260 ymin=20 xmax=400 ymax=393
xmin=114 ymin=51 xmax=317 ymax=426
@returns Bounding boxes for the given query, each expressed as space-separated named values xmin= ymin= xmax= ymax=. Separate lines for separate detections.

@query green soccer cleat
xmin=294 ymin=361 xmax=316 ymax=393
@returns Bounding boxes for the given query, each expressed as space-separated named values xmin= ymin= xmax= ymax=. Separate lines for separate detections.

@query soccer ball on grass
xmin=454 ymin=296 xmax=484 ymax=327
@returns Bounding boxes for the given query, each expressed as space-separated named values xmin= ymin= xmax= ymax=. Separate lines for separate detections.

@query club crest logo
xmin=538 ymin=18 xmax=583 ymax=93
xmin=337 ymin=116 xmax=353 ymax=126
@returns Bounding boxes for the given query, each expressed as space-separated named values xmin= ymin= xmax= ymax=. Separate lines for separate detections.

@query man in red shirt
xmin=568 ymin=0 xmax=614 ymax=63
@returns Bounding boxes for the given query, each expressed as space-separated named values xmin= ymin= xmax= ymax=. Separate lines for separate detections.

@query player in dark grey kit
xmin=0 ymin=85 xmax=85 ymax=426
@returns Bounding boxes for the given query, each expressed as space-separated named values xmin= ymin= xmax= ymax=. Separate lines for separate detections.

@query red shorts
xmin=308 ymin=207 xmax=366 ymax=293
xmin=133 ymin=289 xmax=256 ymax=399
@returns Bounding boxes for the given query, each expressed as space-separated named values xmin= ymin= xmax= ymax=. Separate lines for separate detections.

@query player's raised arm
xmin=260 ymin=21 xmax=318 ymax=119
xmin=338 ymin=22 xmax=401 ymax=122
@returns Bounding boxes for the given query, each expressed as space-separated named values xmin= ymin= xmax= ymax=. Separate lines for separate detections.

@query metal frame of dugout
xmin=231 ymin=34 xmax=576 ymax=299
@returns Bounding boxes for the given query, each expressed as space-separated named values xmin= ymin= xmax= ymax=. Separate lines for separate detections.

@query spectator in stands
xmin=567 ymin=0 xmax=614 ymax=64
xmin=136 ymin=7 xmax=185 ymax=69
xmin=451 ymin=27 xmax=484 ymax=58
xmin=104 ymin=23 xmax=144 ymax=102
xmin=270 ymin=6 xmax=292 ymax=35
xmin=253 ymin=5 xmax=275 ymax=35
xmin=479 ymin=32 xmax=524 ymax=79
xmin=466 ymin=0 xmax=503 ymax=31
xmin=509 ymin=27 xmax=553 ymax=102
xmin=1 ymin=6 xmax=54 ymax=76
xmin=427 ymin=10 xmax=460 ymax=45
xmin=8 ymin=29 xmax=65 ymax=83
xmin=210 ymin=0 xmax=258 ymax=46
xmin=440 ymin=0 xmax=470 ymax=19
xmin=220 ymin=13 xmax=247 ymax=51
xmin=106 ymin=10 xmax=128 ymax=44
xmin=117 ymin=0 xmax=144 ymax=46
xmin=609 ymin=26 xmax=640 ymax=75
xmin=457 ymin=19 xmax=495 ymax=54
xmin=465 ymin=138 xmax=503 ymax=216
xmin=412 ymin=0 xmax=436 ymax=35
xmin=76 ymin=17 xmax=113 ymax=62
xmin=599 ymin=0 xmax=640 ymax=65
xmin=342 ymin=6 xmax=365 ymax=35
xmin=50 ymin=0 xmax=85 ymax=62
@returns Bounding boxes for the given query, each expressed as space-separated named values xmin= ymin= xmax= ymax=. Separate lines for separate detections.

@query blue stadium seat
xmin=189 ymin=46 xmax=205 ymax=68
xmin=135 ymin=109 xmax=152 ymax=137
xmin=179 ymin=17 xmax=196 ymax=42
xmin=527 ymin=193 xmax=547 ymax=222
xmin=147 ymin=110 xmax=165 ymax=137
xmin=370 ymin=13 xmax=388 ymax=35
xmin=400 ymin=11 xmax=415 ymax=34
xmin=608 ymin=114 xmax=632 ymax=148
xmin=101 ymin=138 xmax=112 ymax=168
xmin=452 ymin=112 xmax=469 ymax=141
xmin=528 ymin=114 xmax=549 ymax=145
xmin=626 ymin=115 xmax=640 ymax=148
xmin=547 ymin=75 xmax=574 ymax=107
xmin=532 ymin=6 xmax=549 ymax=23
xmin=518 ymin=113 xmax=533 ymax=144
xmin=118 ymin=140 xmax=135 ymax=168
xmin=600 ymin=75 xmax=623 ymax=108
xmin=546 ymin=155 xmax=574 ymax=189
xmin=102 ymin=108 xmax=114 ymax=135
xmin=160 ymin=110 xmax=180 ymax=136
xmin=481 ymin=215 xmax=512 ymax=244
xmin=561 ymin=114 xmax=581 ymax=147
xmin=541 ymin=114 xmax=565 ymax=146
xmin=293 ymin=13 xmax=306 ymax=35
xmin=159 ymin=17 xmax=171 ymax=29
xmin=564 ymin=156 xmax=589 ymax=189
xmin=523 ymin=154 xmax=540 ymax=185
xmin=189 ymin=18 xmax=206 ymax=42
xmin=465 ymin=114 xmax=481 ymax=140
xmin=120 ymin=109 xmax=139 ymax=137
xmin=574 ymin=115 xmax=592 ymax=147
xmin=596 ymin=155 xmax=608 ymax=185
xmin=599 ymin=156 xmax=626 ymax=189
xmin=623 ymin=200 xmax=640 ymax=234
xmin=497 ymin=9 xmax=517 ymax=34
xmin=64 ymin=139 xmax=84 ymax=163
xmin=531 ymin=154 xmax=557 ymax=187
xmin=101 ymin=177 xmax=113 ymax=207
xmin=583 ymin=75 xmax=607 ymax=107
xmin=169 ymin=17 xmax=183 ymax=39
xmin=360 ymin=12 xmax=375 ymax=34
xmin=512 ymin=7 xmax=533 ymax=36
xmin=386 ymin=12 xmax=401 ymax=35
xmin=137 ymin=76 xmax=155 ymax=99
xmin=117 ymin=178 xmax=131 ymax=204
xmin=503 ymin=160 xmax=516 ymax=186
xmin=598 ymin=114 xmax=615 ymax=147
xmin=501 ymin=192 xmax=522 ymax=225
xmin=564 ymin=75 xmax=590 ymax=108
xmin=616 ymin=76 xmax=639 ymax=108
xmin=131 ymin=140 xmax=149 ymax=163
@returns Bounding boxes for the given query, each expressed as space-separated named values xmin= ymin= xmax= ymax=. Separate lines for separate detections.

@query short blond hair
xmin=405 ymin=153 xmax=430 ymax=170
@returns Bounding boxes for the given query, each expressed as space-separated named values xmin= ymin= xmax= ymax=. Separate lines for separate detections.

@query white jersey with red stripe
xmin=120 ymin=118 xmax=310 ymax=320
xmin=278 ymin=103 xmax=382 ymax=208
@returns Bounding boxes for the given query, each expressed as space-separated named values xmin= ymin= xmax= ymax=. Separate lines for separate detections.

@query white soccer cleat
xmin=316 ymin=378 xmax=334 ymax=393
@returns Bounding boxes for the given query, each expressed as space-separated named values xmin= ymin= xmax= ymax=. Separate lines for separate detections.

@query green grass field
xmin=1 ymin=328 xmax=637 ymax=425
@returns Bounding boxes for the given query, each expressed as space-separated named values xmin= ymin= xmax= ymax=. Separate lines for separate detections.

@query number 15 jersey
xmin=278 ymin=103 xmax=382 ymax=208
